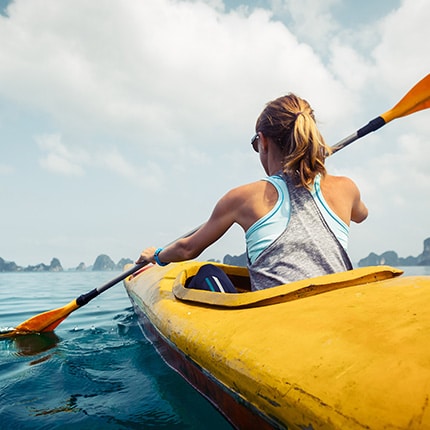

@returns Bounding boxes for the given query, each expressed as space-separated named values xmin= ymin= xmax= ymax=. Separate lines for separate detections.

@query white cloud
xmin=0 ymin=164 xmax=13 ymax=175
xmin=36 ymin=133 xmax=89 ymax=176
xmin=0 ymin=0 xmax=428 ymax=267
xmin=97 ymin=148 xmax=164 ymax=190
xmin=268 ymin=0 xmax=340 ymax=53
xmin=35 ymin=133 xmax=164 ymax=189
xmin=379 ymin=133 xmax=430 ymax=193
xmin=372 ymin=0 xmax=430 ymax=89
xmin=328 ymin=43 xmax=373 ymax=91
xmin=0 ymin=0 xmax=354 ymax=148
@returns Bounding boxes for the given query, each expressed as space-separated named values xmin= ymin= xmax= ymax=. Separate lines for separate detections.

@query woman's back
xmin=247 ymin=173 xmax=354 ymax=290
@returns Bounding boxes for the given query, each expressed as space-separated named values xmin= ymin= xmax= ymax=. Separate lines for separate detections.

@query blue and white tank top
xmin=247 ymin=173 xmax=353 ymax=290
xmin=246 ymin=174 xmax=349 ymax=264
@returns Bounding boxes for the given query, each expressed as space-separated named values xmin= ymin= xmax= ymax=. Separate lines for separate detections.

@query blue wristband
xmin=154 ymin=248 xmax=169 ymax=266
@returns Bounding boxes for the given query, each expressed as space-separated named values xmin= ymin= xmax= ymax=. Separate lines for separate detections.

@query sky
xmin=0 ymin=0 xmax=429 ymax=269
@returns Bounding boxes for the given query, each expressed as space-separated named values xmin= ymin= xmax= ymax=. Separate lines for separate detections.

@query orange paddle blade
xmin=381 ymin=74 xmax=430 ymax=122
xmin=3 ymin=299 xmax=80 ymax=337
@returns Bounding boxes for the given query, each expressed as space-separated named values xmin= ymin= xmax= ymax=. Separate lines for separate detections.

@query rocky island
xmin=0 ymin=255 xmax=133 ymax=272
xmin=1 ymin=237 xmax=429 ymax=272
xmin=223 ymin=237 xmax=430 ymax=268
xmin=358 ymin=237 xmax=430 ymax=267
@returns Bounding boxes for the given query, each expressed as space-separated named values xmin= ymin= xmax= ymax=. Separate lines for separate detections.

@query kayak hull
xmin=124 ymin=262 xmax=430 ymax=429
xmin=131 ymin=297 xmax=277 ymax=429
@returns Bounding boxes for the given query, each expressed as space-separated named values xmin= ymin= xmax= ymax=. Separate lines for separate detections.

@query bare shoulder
xmin=224 ymin=180 xmax=272 ymax=203
xmin=220 ymin=180 xmax=278 ymax=230
xmin=325 ymin=174 xmax=358 ymax=187
xmin=323 ymin=174 xmax=361 ymax=196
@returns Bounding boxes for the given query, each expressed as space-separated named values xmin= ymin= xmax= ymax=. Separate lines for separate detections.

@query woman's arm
xmin=321 ymin=175 xmax=368 ymax=225
xmin=351 ymin=191 xmax=368 ymax=223
xmin=136 ymin=188 xmax=242 ymax=265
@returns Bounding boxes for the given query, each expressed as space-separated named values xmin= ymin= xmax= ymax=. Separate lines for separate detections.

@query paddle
xmin=3 ymin=74 xmax=429 ymax=338
xmin=1 ymin=226 xmax=200 ymax=338
xmin=330 ymin=73 xmax=430 ymax=154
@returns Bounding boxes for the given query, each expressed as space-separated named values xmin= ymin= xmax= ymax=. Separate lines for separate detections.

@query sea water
xmin=0 ymin=271 xmax=233 ymax=429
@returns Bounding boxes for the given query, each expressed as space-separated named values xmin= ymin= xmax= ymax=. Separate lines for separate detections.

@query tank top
xmin=247 ymin=173 xmax=353 ymax=291
xmin=246 ymin=174 xmax=349 ymax=264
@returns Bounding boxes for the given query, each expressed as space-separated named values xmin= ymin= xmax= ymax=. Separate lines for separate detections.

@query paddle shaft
xmin=331 ymin=73 xmax=430 ymax=155
xmin=75 ymin=263 xmax=147 ymax=306
xmin=76 ymin=224 xmax=202 ymax=307
xmin=330 ymin=117 xmax=385 ymax=154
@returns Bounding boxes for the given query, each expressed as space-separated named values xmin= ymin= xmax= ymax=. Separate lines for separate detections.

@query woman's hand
xmin=136 ymin=247 xmax=157 ymax=265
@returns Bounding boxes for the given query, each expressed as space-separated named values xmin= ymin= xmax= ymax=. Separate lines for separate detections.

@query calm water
xmin=0 ymin=271 xmax=233 ymax=429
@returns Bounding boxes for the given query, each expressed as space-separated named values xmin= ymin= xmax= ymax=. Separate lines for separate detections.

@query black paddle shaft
xmin=76 ymin=262 xmax=147 ymax=307
xmin=75 ymin=224 xmax=202 ymax=307
xmin=331 ymin=116 xmax=386 ymax=154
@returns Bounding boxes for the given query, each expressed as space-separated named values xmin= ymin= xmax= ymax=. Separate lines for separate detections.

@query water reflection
xmin=8 ymin=332 xmax=60 ymax=357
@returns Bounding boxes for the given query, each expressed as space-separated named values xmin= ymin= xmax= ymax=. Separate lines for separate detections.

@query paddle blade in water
xmin=4 ymin=299 xmax=80 ymax=337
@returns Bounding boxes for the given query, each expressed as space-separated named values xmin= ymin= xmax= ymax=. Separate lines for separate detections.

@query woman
xmin=137 ymin=93 xmax=368 ymax=292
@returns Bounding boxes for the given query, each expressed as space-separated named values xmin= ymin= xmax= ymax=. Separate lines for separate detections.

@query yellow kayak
xmin=123 ymin=262 xmax=430 ymax=429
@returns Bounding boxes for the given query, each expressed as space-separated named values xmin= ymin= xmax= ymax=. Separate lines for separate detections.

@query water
xmin=0 ymin=271 xmax=233 ymax=429
xmin=399 ymin=266 xmax=430 ymax=276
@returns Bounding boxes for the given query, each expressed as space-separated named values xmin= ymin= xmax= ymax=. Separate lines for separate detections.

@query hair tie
xmin=295 ymin=111 xmax=304 ymax=119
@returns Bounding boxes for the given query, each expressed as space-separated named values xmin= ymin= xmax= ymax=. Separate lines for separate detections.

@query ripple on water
xmin=0 ymin=272 xmax=233 ymax=429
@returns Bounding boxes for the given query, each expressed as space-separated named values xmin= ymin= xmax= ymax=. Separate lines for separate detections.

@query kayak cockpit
xmin=172 ymin=262 xmax=403 ymax=308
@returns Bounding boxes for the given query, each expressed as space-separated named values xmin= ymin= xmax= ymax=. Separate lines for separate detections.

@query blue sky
xmin=0 ymin=0 xmax=429 ymax=268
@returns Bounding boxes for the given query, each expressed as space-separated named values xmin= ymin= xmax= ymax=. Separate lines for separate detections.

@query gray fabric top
xmin=248 ymin=173 xmax=353 ymax=291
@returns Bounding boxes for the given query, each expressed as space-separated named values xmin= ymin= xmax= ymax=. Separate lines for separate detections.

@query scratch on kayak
xmin=334 ymin=363 xmax=357 ymax=379
xmin=408 ymin=395 xmax=429 ymax=427
xmin=291 ymin=386 xmax=371 ymax=429
xmin=257 ymin=391 xmax=282 ymax=407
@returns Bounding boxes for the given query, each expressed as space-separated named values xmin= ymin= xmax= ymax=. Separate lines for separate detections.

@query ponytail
xmin=255 ymin=94 xmax=331 ymax=189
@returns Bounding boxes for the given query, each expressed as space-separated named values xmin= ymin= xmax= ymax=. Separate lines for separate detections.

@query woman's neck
xmin=266 ymin=155 xmax=283 ymax=176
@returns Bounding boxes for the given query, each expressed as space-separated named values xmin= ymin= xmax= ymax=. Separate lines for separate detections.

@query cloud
xmin=36 ymin=134 xmax=89 ymax=176
xmin=35 ymin=133 xmax=164 ymax=189
xmin=372 ymin=0 xmax=430 ymax=88
xmin=378 ymin=133 xmax=430 ymax=193
xmin=97 ymin=148 xmax=164 ymax=190
xmin=0 ymin=0 xmax=355 ymax=148
xmin=0 ymin=0 xmax=429 ymax=267
xmin=0 ymin=164 xmax=14 ymax=175
xmin=268 ymin=0 xmax=340 ymax=54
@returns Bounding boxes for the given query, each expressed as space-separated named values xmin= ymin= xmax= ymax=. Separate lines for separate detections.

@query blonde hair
xmin=255 ymin=93 xmax=331 ymax=189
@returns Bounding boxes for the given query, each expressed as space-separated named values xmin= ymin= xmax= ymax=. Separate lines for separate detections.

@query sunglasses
xmin=251 ymin=133 xmax=259 ymax=152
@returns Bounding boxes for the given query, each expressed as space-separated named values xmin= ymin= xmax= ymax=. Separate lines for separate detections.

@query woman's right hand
xmin=136 ymin=247 xmax=157 ymax=265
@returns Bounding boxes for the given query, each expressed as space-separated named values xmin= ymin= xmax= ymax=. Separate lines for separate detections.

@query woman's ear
xmin=259 ymin=133 xmax=269 ymax=154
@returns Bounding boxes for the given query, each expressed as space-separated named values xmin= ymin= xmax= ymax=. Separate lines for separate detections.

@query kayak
xmin=123 ymin=261 xmax=430 ymax=429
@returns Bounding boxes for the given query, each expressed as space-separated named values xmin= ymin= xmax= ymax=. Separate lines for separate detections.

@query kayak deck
xmin=124 ymin=262 xmax=430 ymax=429
xmin=172 ymin=263 xmax=403 ymax=307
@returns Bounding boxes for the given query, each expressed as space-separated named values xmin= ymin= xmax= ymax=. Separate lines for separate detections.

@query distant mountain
xmin=223 ymin=253 xmax=247 ymax=266
xmin=1 ymin=237 xmax=429 ymax=272
xmin=0 ymin=257 xmax=20 ymax=272
xmin=92 ymin=254 xmax=116 ymax=271
xmin=117 ymin=257 xmax=134 ymax=270
xmin=222 ymin=237 xmax=430 ymax=268
xmin=91 ymin=254 xmax=134 ymax=271
xmin=0 ymin=255 xmax=134 ymax=272
xmin=0 ymin=257 xmax=63 ymax=272
xmin=358 ymin=237 xmax=430 ymax=267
